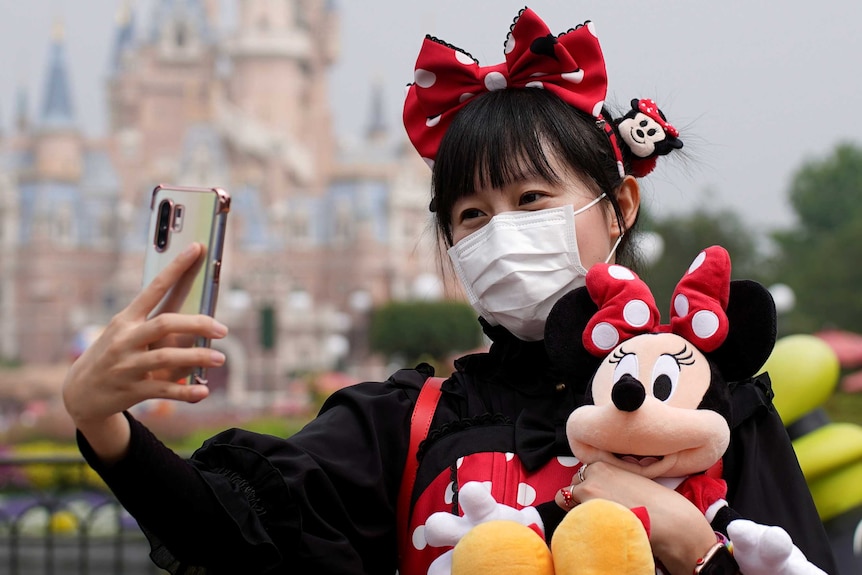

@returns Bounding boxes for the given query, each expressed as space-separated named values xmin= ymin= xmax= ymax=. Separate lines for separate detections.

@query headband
xmin=403 ymin=7 xmax=623 ymax=172
xmin=583 ymin=246 xmax=731 ymax=356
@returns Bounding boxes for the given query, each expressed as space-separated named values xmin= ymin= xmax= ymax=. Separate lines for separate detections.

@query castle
xmin=0 ymin=0 xmax=440 ymax=404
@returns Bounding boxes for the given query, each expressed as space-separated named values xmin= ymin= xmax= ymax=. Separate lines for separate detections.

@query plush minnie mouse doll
xmin=424 ymin=246 xmax=826 ymax=575
xmin=614 ymin=98 xmax=683 ymax=177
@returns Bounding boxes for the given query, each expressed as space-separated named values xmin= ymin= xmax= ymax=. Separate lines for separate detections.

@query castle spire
xmin=15 ymin=86 xmax=29 ymax=134
xmin=365 ymin=75 xmax=387 ymax=142
xmin=110 ymin=0 xmax=136 ymax=73
xmin=40 ymin=17 xmax=75 ymax=130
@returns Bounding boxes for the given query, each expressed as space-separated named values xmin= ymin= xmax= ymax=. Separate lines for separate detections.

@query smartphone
xmin=143 ymin=185 xmax=231 ymax=384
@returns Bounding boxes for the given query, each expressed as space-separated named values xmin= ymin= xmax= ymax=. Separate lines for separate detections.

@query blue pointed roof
xmin=110 ymin=3 xmax=137 ymax=73
xmin=15 ymin=86 xmax=29 ymax=132
xmin=365 ymin=80 xmax=387 ymax=140
xmin=40 ymin=29 xmax=75 ymax=130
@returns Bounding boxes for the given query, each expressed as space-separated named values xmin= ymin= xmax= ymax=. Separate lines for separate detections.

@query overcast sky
xmin=1 ymin=0 xmax=860 ymax=232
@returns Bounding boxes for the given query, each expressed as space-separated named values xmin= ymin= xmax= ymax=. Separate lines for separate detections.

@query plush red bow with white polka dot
xmin=583 ymin=246 xmax=732 ymax=356
xmin=635 ymin=99 xmax=679 ymax=139
xmin=403 ymin=7 xmax=610 ymax=167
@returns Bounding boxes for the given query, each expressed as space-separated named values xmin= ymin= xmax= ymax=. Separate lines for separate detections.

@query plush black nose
xmin=612 ymin=374 xmax=646 ymax=412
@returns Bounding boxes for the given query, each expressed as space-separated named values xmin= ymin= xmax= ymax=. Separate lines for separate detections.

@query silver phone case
xmin=143 ymin=185 xmax=231 ymax=384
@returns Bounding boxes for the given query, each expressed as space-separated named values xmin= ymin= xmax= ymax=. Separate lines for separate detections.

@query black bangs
xmin=435 ymin=90 xmax=563 ymax=200
xmin=431 ymin=89 xmax=621 ymax=246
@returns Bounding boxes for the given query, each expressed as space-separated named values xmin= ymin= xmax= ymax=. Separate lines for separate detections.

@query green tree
xmin=369 ymin=300 xmax=483 ymax=367
xmin=772 ymin=143 xmax=862 ymax=333
xmin=638 ymin=206 xmax=766 ymax=320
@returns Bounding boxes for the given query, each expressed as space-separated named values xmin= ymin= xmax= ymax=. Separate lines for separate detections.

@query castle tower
xmin=9 ymin=18 xmax=121 ymax=364
xmin=33 ymin=20 xmax=83 ymax=182
xmin=15 ymin=87 xmax=30 ymax=135
xmin=1 ymin=0 xmax=441 ymax=385
xmin=107 ymin=0 xmax=219 ymax=206
xmin=222 ymin=0 xmax=339 ymax=198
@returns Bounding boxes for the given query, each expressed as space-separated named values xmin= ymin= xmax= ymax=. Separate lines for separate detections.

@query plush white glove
xmin=424 ymin=481 xmax=544 ymax=575
xmin=728 ymin=519 xmax=827 ymax=575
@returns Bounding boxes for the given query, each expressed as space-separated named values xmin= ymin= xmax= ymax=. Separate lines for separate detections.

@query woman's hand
xmin=555 ymin=461 xmax=717 ymax=575
xmin=62 ymin=242 xmax=228 ymax=463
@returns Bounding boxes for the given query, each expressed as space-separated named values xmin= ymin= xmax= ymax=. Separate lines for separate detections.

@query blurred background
xmin=0 ymin=0 xmax=859 ymax=449
xmin=0 ymin=1 xmax=860 ymax=571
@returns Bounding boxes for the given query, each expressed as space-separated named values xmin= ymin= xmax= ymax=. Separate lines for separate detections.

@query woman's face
xmin=449 ymin=154 xmax=620 ymax=271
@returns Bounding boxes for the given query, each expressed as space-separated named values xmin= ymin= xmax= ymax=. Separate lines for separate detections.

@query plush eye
xmin=612 ymin=353 xmax=639 ymax=384
xmin=651 ymin=354 xmax=680 ymax=401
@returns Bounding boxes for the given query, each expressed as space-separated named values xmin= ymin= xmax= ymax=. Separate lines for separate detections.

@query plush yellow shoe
xmin=451 ymin=520 xmax=555 ymax=575
xmin=551 ymin=499 xmax=654 ymax=575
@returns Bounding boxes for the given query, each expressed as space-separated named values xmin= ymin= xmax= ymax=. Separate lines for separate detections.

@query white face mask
xmin=448 ymin=195 xmax=619 ymax=342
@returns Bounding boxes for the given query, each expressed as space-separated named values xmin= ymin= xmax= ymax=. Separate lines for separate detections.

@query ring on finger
xmin=577 ymin=463 xmax=589 ymax=484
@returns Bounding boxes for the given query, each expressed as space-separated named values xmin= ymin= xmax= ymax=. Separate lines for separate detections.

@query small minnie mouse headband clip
xmin=615 ymin=98 xmax=684 ymax=178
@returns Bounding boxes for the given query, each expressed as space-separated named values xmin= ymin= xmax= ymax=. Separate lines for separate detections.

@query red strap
xmin=397 ymin=376 xmax=445 ymax=568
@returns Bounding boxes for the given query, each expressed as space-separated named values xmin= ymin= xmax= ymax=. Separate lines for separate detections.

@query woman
xmin=63 ymin=8 xmax=835 ymax=575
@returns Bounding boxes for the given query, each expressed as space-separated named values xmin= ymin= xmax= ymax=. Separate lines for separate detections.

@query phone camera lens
xmin=155 ymin=199 xmax=172 ymax=250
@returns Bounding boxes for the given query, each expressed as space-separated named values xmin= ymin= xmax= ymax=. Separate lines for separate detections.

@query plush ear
xmin=706 ymin=280 xmax=777 ymax=382
xmin=544 ymin=287 xmax=603 ymax=394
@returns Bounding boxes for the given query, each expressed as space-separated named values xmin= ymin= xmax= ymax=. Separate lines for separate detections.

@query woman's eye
xmin=459 ymin=208 xmax=484 ymax=221
xmin=519 ymin=192 xmax=542 ymax=205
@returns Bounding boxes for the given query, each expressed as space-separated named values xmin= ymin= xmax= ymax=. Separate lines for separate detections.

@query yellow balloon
xmin=758 ymin=334 xmax=840 ymax=426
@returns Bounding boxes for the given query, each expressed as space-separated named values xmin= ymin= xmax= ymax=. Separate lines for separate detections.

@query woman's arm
xmin=80 ymin=376 xmax=421 ymax=574
xmin=63 ymin=242 xmax=227 ymax=464
xmin=560 ymin=461 xmax=718 ymax=575
xmin=77 ymin=412 xmax=283 ymax=573
xmin=65 ymin=241 xmax=434 ymax=573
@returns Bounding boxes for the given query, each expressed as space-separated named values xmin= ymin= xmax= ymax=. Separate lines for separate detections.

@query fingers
xmin=154 ymin=247 xmax=207 ymax=315
xmin=556 ymin=463 xmax=590 ymax=511
xmin=556 ymin=486 xmax=578 ymax=510
xmin=126 ymin=243 xmax=203 ymax=319
xmin=161 ymin=380 xmax=211 ymax=403
xmin=134 ymin=378 xmax=211 ymax=404
xmin=134 ymin=345 xmax=226 ymax=375
xmin=126 ymin=312 xmax=228 ymax=350
xmin=575 ymin=462 xmax=589 ymax=485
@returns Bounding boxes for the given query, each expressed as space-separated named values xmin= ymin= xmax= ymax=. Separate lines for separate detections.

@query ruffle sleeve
xmin=78 ymin=369 xmax=429 ymax=575
xmin=724 ymin=375 xmax=838 ymax=574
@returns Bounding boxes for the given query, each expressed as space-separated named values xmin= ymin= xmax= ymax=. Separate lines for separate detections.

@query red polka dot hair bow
xmin=583 ymin=246 xmax=731 ymax=356
xmin=403 ymin=7 xmax=611 ymax=167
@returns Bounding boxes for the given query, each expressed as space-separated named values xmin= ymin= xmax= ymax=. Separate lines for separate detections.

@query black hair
xmin=431 ymin=88 xmax=639 ymax=266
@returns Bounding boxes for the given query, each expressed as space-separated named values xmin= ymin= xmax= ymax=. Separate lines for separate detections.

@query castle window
xmin=289 ymin=205 xmax=309 ymax=241
xmin=53 ymin=203 xmax=75 ymax=246
xmin=333 ymin=199 xmax=353 ymax=243
xmin=175 ymin=23 xmax=187 ymax=48
xmin=292 ymin=0 xmax=309 ymax=29
xmin=98 ymin=210 xmax=114 ymax=245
